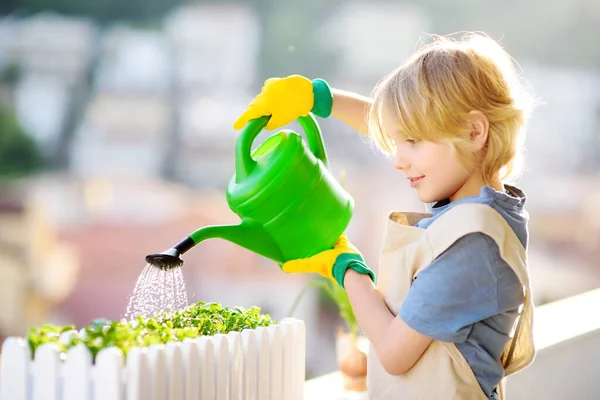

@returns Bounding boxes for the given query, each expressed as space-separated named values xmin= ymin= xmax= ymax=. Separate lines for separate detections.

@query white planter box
xmin=0 ymin=318 xmax=305 ymax=400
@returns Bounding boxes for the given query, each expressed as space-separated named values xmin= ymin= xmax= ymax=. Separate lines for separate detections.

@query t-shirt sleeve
xmin=399 ymin=232 xmax=517 ymax=343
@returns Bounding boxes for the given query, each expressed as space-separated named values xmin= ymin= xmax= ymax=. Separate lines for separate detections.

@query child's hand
xmin=282 ymin=234 xmax=375 ymax=288
xmin=233 ymin=75 xmax=333 ymax=131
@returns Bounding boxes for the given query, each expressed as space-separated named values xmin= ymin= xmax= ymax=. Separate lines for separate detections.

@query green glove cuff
xmin=311 ymin=78 xmax=333 ymax=118
xmin=332 ymin=253 xmax=376 ymax=288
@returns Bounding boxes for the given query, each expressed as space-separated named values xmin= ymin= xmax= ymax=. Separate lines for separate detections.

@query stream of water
xmin=124 ymin=264 xmax=188 ymax=320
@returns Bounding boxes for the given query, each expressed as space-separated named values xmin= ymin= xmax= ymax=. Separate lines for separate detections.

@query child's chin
xmin=416 ymin=192 xmax=433 ymax=203
xmin=417 ymin=191 xmax=442 ymax=204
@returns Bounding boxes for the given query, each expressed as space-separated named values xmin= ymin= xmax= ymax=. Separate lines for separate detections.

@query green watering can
xmin=146 ymin=113 xmax=354 ymax=270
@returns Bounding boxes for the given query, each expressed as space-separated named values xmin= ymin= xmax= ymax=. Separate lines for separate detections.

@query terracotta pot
xmin=335 ymin=327 xmax=368 ymax=392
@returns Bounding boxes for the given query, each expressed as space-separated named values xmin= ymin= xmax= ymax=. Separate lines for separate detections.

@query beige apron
xmin=367 ymin=203 xmax=536 ymax=400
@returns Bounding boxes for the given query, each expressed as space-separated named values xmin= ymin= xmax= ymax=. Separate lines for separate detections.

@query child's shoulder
xmin=422 ymin=185 xmax=529 ymax=251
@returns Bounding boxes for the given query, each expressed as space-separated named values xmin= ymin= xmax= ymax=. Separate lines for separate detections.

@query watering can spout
xmin=146 ymin=220 xmax=284 ymax=270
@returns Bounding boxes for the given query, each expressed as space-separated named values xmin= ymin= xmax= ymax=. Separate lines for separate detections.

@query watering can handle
xmin=236 ymin=113 xmax=329 ymax=182
xmin=298 ymin=113 xmax=329 ymax=168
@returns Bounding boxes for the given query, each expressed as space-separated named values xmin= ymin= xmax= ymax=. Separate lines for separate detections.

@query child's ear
xmin=468 ymin=110 xmax=489 ymax=151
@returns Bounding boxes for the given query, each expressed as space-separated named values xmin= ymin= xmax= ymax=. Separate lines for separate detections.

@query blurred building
xmin=70 ymin=93 xmax=170 ymax=179
xmin=70 ymin=25 xmax=171 ymax=180
xmin=1 ymin=13 xmax=95 ymax=84
xmin=163 ymin=3 xmax=261 ymax=188
xmin=163 ymin=3 xmax=260 ymax=95
xmin=94 ymin=25 xmax=170 ymax=95
xmin=523 ymin=63 xmax=600 ymax=175
xmin=0 ymin=13 xmax=97 ymax=160
xmin=0 ymin=180 xmax=79 ymax=339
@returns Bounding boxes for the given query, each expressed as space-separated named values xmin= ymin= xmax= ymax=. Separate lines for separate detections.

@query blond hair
xmin=368 ymin=32 xmax=536 ymax=184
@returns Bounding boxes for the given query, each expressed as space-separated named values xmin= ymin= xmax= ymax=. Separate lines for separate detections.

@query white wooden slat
xmin=227 ymin=332 xmax=243 ymax=400
xmin=297 ymin=320 xmax=306 ymax=400
xmin=281 ymin=318 xmax=306 ymax=400
xmin=212 ymin=334 xmax=230 ymax=400
xmin=254 ymin=327 xmax=271 ymax=400
xmin=181 ymin=339 xmax=200 ymax=400
xmin=280 ymin=322 xmax=295 ymax=400
xmin=94 ymin=347 xmax=124 ymax=400
xmin=268 ymin=325 xmax=283 ymax=400
xmin=147 ymin=345 xmax=167 ymax=400
xmin=165 ymin=343 xmax=184 ymax=400
xmin=0 ymin=337 xmax=30 ymax=400
xmin=63 ymin=345 xmax=92 ymax=400
xmin=197 ymin=337 xmax=215 ymax=400
xmin=126 ymin=347 xmax=149 ymax=400
xmin=33 ymin=344 xmax=61 ymax=400
xmin=241 ymin=329 xmax=258 ymax=400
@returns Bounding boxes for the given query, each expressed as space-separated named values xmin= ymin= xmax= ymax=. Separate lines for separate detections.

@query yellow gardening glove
xmin=282 ymin=234 xmax=375 ymax=288
xmin=233 ymin=75 xmax=333 ymax=131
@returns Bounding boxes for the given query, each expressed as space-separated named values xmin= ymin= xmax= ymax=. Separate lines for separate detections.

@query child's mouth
xmin=408 ymin=176 xmax=425 ymax=188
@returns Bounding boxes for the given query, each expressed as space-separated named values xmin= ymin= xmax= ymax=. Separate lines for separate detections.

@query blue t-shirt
xmin=399 ymin=185 xmax=527 ymax=399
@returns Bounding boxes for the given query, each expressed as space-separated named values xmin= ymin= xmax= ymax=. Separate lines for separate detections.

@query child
xmin=234 ymin=32 xmax=536 ymax=400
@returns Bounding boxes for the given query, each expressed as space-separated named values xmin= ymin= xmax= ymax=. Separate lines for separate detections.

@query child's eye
xmin=405 ymin=138 xmax=417 ymax=145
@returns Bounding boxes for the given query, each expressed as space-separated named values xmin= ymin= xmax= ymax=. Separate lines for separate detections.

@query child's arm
xmin=344 ymin=269 xmax=433 ymax=375
xmin=331 ymin=89 xmax=372 ymax=137
xmin=281 ymin=234 xmax=433 ymax=375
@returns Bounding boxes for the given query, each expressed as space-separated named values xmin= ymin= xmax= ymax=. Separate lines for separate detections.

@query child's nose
xmin=393 ymin=150 xmax=409 ymax=171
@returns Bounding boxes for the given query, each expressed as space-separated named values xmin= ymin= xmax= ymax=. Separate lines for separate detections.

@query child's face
xmin=382 ymin=108 xmax=472 ymax=204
